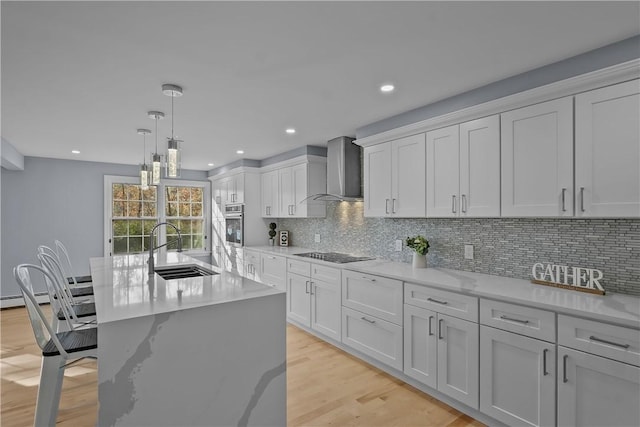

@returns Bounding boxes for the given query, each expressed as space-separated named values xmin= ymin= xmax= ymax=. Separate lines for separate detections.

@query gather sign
xmin=531 ymin=263 xmax=605 ymax=295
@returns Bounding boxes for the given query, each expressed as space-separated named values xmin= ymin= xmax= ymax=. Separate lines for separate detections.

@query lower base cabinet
xmin=479 ymin=326 xmax=555 ymax=427
xmin=558 ymin=346 xmax=640 ymax=427
xmin=342 ymin=306 xmax=403 ymax=370
xmin=404 ymin=303 xmax=479 ymax=409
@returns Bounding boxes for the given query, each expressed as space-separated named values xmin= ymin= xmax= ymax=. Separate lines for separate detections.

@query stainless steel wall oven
xmin=224 ymin=204 xmax=244 ymax=246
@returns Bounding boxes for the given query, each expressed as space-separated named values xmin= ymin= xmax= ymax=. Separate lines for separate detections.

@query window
xmin=104 ymin=176 xmax=210 ymax=256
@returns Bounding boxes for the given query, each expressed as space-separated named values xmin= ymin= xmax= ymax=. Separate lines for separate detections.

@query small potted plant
xmin=406 ymin=235 xmax=430 ymax=268
xmin=268 ymin=222 xmax=277 ymax=246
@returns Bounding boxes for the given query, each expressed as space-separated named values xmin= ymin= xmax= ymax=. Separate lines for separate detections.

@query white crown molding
xmin=208 ymin=165 xmax=262 ymax=180
xmin=259 ymin=154 xmax=327 ymax=173
xmin=355 ymin=59 xmax=640 ymax=148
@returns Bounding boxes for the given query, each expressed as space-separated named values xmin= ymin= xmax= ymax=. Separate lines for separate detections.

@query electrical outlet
xmin=314 ymin=233 xmax=321 ymax=243
xmin=395 ymin=239 xmax=403 ymax=252
xmin=464 ymin=244 xmax=474 ymax=260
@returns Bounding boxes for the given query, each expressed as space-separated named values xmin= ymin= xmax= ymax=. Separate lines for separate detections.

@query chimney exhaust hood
xmin=304 ymin=136 xmax=362 ymax=202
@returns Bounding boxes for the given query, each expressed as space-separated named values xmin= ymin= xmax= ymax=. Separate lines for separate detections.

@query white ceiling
xmin=2 ymin=1 xmax=639 ymax=171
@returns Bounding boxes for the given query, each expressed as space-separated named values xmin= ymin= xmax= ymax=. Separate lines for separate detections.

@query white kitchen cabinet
xmin=575 ymin=79 xmax=640 ymax=217
xmin=243 ymin=249 xmax=261 ymax=283
xmin=261 ymin=169 xmax=279 ymax=217
xmin=558 ymin=346 xmax=640 ymax=427
xmin=363 ymin=133 xmax=426 ymax=217
xmin=342 ymin=270 xmax=403 ymax=325
xmin=216 ymin=173 xmax=245 ymax=207
xmin=501 ymin=97 xmax=573 ymax=216
xmin=403 ymin=302 xmax=479 ymax=409
xmin=426 ymin=125 xmax=459 ymax=217
xmin=260 ymin=254 xmax=286 ymax=290
xmin=287 ymin=260 xmax=342 ymax=341
xmin=480 ymin=326 xmax=555 ymax=427
xmin=277 ymin=162 xmax=326 ymax=218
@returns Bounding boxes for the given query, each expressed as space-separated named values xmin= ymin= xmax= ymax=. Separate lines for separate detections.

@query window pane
xmin=191 ymin=188 xmax=203 ymax=203
xmin=143 ymin=202 xmax=156 ymax=217
xmin=179 ymin=187 xmax=191 ymax=202
xmin=181 ymin=235 xmax=192 ymax=250
xmin=166 ymin=186 xmax=178 ymax=202
xmin=129 ymin=237 xmax=143 ymax=253
xmin=166 ymin=202 xmax=177 ymax=217
xmin=142 ymin=187 xmax=157 ymax=201
xmin=180 ymin=219 xmax=192 ymax=234
xmin=113 ymin=237 xmax=128 ymax=254
xmin=113 ymin=201 xmax=125 ymax=217
xmin=143 ymin=220 xmax=156 ymax=235
xmin=126 ymin=184 xmax=141 ymax=201
xmin=179 ymin=203 xmax=190 ymax=216
xmin=167 ymin=236 xmax=180 ymax=251
xmin=192 ymin=235 xmax=203 ymax=250
xmin=113 ymin=220 xmax=128 ymax=236
xmin=192 ymin=220 xmax=203 ymax=234
xmin=113 ymin=184 xmax=125 ymax=200
xmin=191 ymin=202 xmax=202 ymax=217
xmin=167 ymin=220 xmax=179 ymax=235
xmin=127 ymin=201 xmax=142 ymax=218
xmin=129 ymin=220 xmax=142 ymax=236
xmin=143 ymin=236 xmax=154 ymax=252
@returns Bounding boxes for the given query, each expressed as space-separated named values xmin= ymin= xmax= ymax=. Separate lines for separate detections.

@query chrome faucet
xmin=148 ymin=222 xmax=183 ymax=275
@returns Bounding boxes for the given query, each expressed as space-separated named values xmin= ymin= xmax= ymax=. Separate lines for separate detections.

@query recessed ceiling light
xmin=71 ymin=150 xmax=80 ymax=154
xmin=380 ymin=84 xmax=395 ymax=93
xmin=236 ymin=150 xmax=244 ymax=154
xmin=285 ymin=128 xmax=296 ymax=134
xmin=207 ymin=163 xmax=214 ymax=167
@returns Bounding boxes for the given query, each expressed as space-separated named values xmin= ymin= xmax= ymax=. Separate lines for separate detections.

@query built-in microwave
xmin=224 ymin=204 xmax=244 ymax=247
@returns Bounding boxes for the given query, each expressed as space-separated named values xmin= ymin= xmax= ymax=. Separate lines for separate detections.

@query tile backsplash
xmin=278 ymin=201 xmax=640 ymax=296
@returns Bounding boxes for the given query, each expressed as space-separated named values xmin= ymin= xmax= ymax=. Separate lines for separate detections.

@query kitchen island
xmin=89 ymin=252 xmax=286 ymax=427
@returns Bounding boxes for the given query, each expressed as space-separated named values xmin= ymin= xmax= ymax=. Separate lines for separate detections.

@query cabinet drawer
xmin=244 ymin=250 xmax=260 ymax=265
xmin=287 ymin=258 xmax=311 ymax=276
xmin=342 ymin=270 xmax=403 ymax=325
xmin=480 ymin=299 xmax=556 ymax=342
xmin=311 ymin=264 xmax=341 ymax=283
xmin=405 ymin=283 xmax=478 ymax=322
xmin=342 ymin=306 xmax=403 ymax=371
xmin=558 ymin=315 xmax=640 ymax=367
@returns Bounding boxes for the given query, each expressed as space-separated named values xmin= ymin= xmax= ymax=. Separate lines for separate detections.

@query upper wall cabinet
xmin=364 ymin=133 xmax=426 ymax=217
xmin=426 ymin=115 xmax=500 ymax=217
xmin=501 ymin=97 xmax=574 ymax=217
xmin=214 ymin=173 xmax=245 ymax=208
xmin=261 ymin=169 xmax=279 ymax=217
xmin=575 ymin=79 xmax=640 ymax=217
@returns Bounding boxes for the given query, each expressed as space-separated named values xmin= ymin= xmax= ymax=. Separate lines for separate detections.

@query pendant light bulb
xmin=147 ymin=111 xmax=165 ymax=185
xmin=163 ymin=84 xmax=183 ymax=178
xmin=138 ymin=129 xmax=151 ymax=190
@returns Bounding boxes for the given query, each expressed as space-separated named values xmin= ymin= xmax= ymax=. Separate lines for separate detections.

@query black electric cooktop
xmin=293 ymin=252 xmax=374 ymax=264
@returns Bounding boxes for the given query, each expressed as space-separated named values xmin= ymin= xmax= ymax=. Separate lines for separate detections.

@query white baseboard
xmin=1 ymin=294 xmax=48 ymax=309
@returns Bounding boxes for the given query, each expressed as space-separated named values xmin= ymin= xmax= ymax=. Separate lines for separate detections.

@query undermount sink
xmin=154 ymin=264 xmax=218 ymax=280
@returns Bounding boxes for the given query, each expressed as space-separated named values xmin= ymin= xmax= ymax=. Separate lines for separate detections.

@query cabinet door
xmin=232 ymin=173 xmax=244 ymax=204
xmin=480 ymin=326 xmax=555 ymax=427
xmin=261 ymin=170 xmax=279 ymax=217
xmin=342 ymin=271 xmax=403 ymax=325
xmin=558 ymin=346 xmax=640 ymax=427
xmin=261 ymin=255 xmax=286 ymax=290
xmin=363 ymin=143 xmax=392 ymax=217
xmin=427 ymin=125 xmax=460 ymax=217
xmin=437 ymin=313 xmax=479 ymax=409
xmin=392 ymin=133 xmax=426 ymax=217
xmin=279 ymin=167 xmax=294 ymax=216
xmin=501 ymin=97 xmax=573 ymax=217
xmin=291 ymin=163 xmax=308 ymax=217
xmin=310 ymin=279 xmax=341 ymax=341
xmin=287 ymin=273 xmax=311 ymax=326
xmin=403 ymin=304 xmax=437 ymax=389
xmin=460 ymin=115 xmax=501 ymax=217
xmin=575 ymin=79 xmax=640 ymax=217
xmin=211 ymin=179 xmax=224 ymax=216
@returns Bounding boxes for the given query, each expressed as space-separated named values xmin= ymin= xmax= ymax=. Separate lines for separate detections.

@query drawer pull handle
xmin=361 ymin=317 xmax=376 ymax=324
xmin=589 ymin=335 xmax=630 ymax=349
xmin=500 ymin=315 xmax=529 ymax=325
xmin=428 ymin=316 xmax=434 ymax=336
xmin=563 ymin=355 xmax=568 ymax=383
xmin=385 ymin=199 xmax=390 ymax=214
xmin=362 ymin=276 xmax=376 ymax=282
xmin=542 ymin=349 xmax=548 ymax=376
xmin=310 ymin=282 xmax=315 ymax=295
xmin=427 ymin=297 xmax=448 ymax=305
xmin=305 ymin=281 xmax=310 ymax=294
xmin=438 ymin=319 xmax=444 ymax=340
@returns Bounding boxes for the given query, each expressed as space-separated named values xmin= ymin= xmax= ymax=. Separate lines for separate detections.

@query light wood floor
xmin=1 ymin=306 xmax=484 ymax=426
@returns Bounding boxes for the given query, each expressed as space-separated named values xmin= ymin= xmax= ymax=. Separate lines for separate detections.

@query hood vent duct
xmin=304 ymin=136 xmax=362 ymax=202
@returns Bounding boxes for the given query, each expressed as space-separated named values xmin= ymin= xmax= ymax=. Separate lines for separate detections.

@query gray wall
xmin=280 ymin=202 xmax=640 ymax=296
xmin=1 ymin=157 xmax=207 ymax=297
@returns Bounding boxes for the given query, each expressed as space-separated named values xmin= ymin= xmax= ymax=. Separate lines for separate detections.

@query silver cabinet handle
xmin=561 ymin=188 xmax=567 ymax=212
xmin=461 ymin=194 xmax=467 ymax=213
xmin=428 ymin=315 xmax=434 ymax=336
xmin=452 ymin=195 xmax=457 ymax=213
xmin=392 ymin=198 xmax=397 ymax=214
xmin=543 ymin=349 xmax=549 ymax=376
xmin=500 ymin=315 xmax=529 ymax=325
xmin=361 ymin=316 xmax=376 ymax=324
xmin=438 ymin=318 xmax=444 ymax=340
xmin=427 ymin=297 xmax=448 ymax=305
xmin=291 ymin=205 xmax=295 ymax=215
xmin=580 ymin=187 xmax=585 ymax=212
xmin=589 ymin=335 xmax=630 ymax=349
xmin=310 ymin=282 xmax=315 ymax=295
xmin=362 ymin=276 xmax=376 ymax=282
xmin=385 ymin=199 xmax=390 ymax=214
xmin=305 ymin=281 xmax=310 ymax=294
xmin=563 ymin=355 xmax=568 ymax=383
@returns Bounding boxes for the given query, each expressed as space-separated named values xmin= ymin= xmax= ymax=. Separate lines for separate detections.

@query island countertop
xmin=89 ymin=252 xmax=283 ymax=324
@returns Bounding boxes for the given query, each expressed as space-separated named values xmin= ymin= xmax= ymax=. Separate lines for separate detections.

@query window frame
xmin=104 ymin=175 xmax=211 ymax=257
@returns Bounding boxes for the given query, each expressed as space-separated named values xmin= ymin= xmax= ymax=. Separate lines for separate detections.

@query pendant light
xmin=147 ymin=111 xmax=165 ymax=185
xmin=137 ymin=128 xmax=151 ymax=190
xmin=162 ymin=83 xmax=183 ymax=178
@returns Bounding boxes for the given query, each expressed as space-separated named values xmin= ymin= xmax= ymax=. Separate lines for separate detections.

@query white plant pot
xmin=412 ymin=252 xmax=427 ymax=268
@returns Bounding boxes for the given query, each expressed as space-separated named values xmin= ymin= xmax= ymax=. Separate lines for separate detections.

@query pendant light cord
xmin=155 ymin=116 xmax=159 ymax=153
xmin=171 ymin=94 xmax=175 ymax=139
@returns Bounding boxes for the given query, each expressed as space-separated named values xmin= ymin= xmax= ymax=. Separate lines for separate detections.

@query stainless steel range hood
xmin=305 ymin=136 xmax=362 ymax=202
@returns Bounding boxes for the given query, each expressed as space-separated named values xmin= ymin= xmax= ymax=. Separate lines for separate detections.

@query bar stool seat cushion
xmin=42 ymin=328 xmax=97 ymax=357
xmin=56 ymin=302 xmax=96 ymax=320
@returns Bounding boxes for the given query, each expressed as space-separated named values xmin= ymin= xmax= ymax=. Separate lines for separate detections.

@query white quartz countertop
xmin=90 ymin=252 xmax=283 ymax=324
xmin=245 ymin=246 xmax=640 ymax=328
